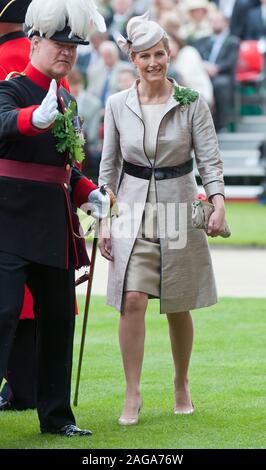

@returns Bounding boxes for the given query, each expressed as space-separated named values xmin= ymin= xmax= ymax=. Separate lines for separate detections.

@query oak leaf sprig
xmin=173 ymin=86 xmax=199 ymax=107
xmin=52 ymin=101 xmax=85 ymax=163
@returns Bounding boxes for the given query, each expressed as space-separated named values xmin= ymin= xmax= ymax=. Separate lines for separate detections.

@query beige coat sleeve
xmin=98 ymin=97 xmax=123 ymax=194
xmin=192 ymin=95 xmax=225 ymax=199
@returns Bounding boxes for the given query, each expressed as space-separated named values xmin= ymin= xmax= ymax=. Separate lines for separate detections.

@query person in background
xmin=179 ymin=0 xmax=215 ymax=42
xmin=159 ymin=10 xmax=182 ymax=37
xmin=193 ymin=10 xmax=240 ymax=131
xmin=151 ymin=0 xmax=180 ymax=21
xmin=168 ymin=32 xmax=214 ymax=107
xmin=244 ymin=0 xmax=266 ymax=39
xmin=108 ymin=0 xmax=134 ymax=40
xmin=116 ymin=68 xmax=137 ymax=91
xmin=68 ymin=69 xmax=102 ymax=181
xmin=210 ymin=0 xmax=252 ymax=39
xmin=75 ymin=29 xmax=107 ymax=84
xmin=87 ymin=40 xmax=134 ymax=106
xmin=99 ymin=11 xmax=226 ymax=426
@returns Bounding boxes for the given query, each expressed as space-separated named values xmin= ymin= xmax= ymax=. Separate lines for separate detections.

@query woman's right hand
xmin=99 ymin=222 xmax=114 ymax=261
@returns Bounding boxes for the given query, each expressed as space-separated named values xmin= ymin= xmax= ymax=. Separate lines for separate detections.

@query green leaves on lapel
xmin=173 ymin=85 xmax=199 ymax=107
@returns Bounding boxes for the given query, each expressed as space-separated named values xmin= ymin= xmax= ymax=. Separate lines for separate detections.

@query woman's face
xmin=131 ymin=40 xmax=170 ymax=84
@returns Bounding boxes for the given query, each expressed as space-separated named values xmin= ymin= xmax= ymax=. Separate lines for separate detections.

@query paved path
xmin=76 ymin=247 xmax=266 ymax=298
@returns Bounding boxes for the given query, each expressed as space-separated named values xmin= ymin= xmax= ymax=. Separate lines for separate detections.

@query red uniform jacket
xmin=0 ymin=32 xmax=76 ymax=319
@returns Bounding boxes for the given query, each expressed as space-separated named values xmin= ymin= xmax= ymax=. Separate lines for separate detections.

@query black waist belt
xmin=123 ymin=159 xmax=193 ymax=180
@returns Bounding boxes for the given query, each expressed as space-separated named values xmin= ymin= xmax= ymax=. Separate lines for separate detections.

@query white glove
xmin=32 ymin=79 xmax=59 ymax=129
xmin=88 ymin=188 xmax=110 ymax=220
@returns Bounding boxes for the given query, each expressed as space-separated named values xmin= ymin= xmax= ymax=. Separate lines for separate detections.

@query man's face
xmin=100 ymin=47 xmax=118 ymax=68
xmin=211 ymin=13 xmax=227 ymax=34
xmin=32 ymin=38 xmax=77 ymax=79
xmin=189 ymin=8 xmax=207 ymax=23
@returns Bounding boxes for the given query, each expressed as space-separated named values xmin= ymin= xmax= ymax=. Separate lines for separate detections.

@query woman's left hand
xmin=207 ymin=194 xmax=225 ymax=237
xmin=207 ymin=207 xmax=225 ymax=237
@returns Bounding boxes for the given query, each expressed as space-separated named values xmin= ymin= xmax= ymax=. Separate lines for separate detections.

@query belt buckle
xmin=154 ymin=169 xmax=165 ymax=180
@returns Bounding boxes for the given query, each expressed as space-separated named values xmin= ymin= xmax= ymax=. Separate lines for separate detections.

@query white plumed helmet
xmin=26 ymin=0 xmax=106 ymax=45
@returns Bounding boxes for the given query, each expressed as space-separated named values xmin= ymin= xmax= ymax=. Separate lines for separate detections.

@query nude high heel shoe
xmin=118 ymin=399 xmax=143 ymax=426
xmin=174 ymin=379 xmax=194 ymax=415
xmin=174 ymin=402 xmax=195 ymax=415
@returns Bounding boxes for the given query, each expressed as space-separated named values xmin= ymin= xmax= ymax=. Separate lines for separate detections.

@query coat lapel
xmin=163 ymin=79 xmax=180 ymax=116
xmin=125 ymin=83 xmax=142 ymax=120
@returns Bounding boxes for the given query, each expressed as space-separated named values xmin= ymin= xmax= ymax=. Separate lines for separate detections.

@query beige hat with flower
xmin=116 ymin=11 xmax=166 ymax=55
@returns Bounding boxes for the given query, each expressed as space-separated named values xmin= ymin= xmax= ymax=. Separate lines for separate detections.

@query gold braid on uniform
xmin=5 ymin=71 xmax=26 ymax=81
xmin=0 ymin=0 xmax=16 ymax=18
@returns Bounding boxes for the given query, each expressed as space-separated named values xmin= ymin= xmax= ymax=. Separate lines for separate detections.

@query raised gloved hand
xmin=32 ymin=79 xmax=59 ymax=129
xmin=88 ymin=187 xmax=110 ymax=220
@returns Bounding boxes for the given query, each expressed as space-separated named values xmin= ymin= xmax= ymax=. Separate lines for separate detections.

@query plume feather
xmin=25 ymin=0 xmax=67 ymax=38
xmin=66 ymin=0 xmax=106 ymax=37
xmin=26 ymin=0 xmax=106 ymax=40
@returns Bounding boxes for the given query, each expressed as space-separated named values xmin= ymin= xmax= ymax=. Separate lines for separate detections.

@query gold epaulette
xmin=5 ymin=71 xmax=26 ymax=81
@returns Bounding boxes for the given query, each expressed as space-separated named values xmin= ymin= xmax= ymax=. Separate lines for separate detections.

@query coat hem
xmin=106 ymin=296 xmax=218 ymax=314
xmin=160 ymin=297 xmax=218 ymax=314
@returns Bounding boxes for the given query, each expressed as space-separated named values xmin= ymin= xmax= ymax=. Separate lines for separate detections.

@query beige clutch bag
xmin=191 ymin=196 xmax=231 ymax=238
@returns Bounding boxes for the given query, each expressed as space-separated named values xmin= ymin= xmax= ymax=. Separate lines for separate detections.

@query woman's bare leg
xmin=166 ymin=311 xmax=194 ymax=412
xmin=119 ymin=291 xmax=148 ymax=420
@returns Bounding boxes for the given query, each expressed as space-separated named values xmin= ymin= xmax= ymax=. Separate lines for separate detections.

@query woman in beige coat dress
xmin=98 ymin=12 xmax=226 ymax=425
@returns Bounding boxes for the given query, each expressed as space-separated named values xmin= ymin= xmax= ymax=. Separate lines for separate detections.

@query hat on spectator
xmin=116 ymin=11 xmax=166 ymax=55
xmin=26 ymin=0 xmax=106 ymax=46
xmin=0 ymin=0 xmax=31 ymax=23
xmin=186 ymin=0 xmax=210 ymax=11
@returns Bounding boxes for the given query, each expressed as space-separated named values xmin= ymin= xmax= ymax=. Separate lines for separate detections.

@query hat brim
xmin=29 ymin=28 xmax=89 ymax=46
xmin=50 ymin=30 xmax=90 ymax=45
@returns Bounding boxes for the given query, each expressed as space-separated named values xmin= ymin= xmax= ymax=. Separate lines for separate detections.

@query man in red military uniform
xmin=0 ymin=1 xmax=75 ymax=411
xmin=0 ymin=0 xmax=37 ymax=411
xmin=0 ymin=0 xmax=109 ymax=436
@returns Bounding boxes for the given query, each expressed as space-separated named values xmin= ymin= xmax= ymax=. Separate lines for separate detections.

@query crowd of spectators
xmin=69 ymin=0 xmax=266 ymax=180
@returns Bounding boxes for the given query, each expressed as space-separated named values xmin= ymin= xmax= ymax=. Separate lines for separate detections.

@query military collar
xmin=0 ymin=31 xmax=26 ymax=46
xmin=24 ymin=63 xmax=61 ymax=92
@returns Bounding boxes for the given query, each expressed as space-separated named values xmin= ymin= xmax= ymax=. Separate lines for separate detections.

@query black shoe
xmin=42 ymin=424 xmax=92 ymax=437
xmin=0 ymin=396 xmax=12 ymax=411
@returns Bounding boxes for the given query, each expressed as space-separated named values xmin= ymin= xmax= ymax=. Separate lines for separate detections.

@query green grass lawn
xmin=0 ymin=296 xmax=265 ymax=449
xmin=209 ymin=202 xmax=266 ymax=246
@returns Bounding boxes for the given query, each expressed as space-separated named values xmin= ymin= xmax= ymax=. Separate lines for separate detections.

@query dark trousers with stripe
xmin=1 ymin=318 xmax=37 ymax=410
xmin=0 ymin=251 xmax=76 ymax=431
